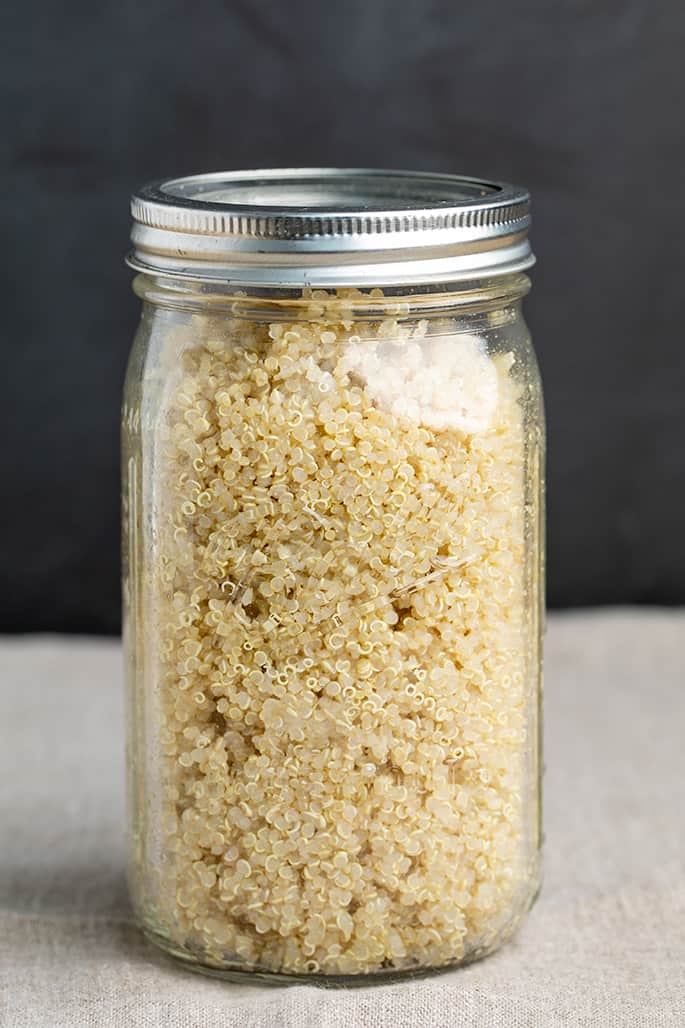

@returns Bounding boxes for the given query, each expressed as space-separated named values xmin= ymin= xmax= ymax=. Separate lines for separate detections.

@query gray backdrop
xmin=3 ymin=0 xmax=685 ymax=632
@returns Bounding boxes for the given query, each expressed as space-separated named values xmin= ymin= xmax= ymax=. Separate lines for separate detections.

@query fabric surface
xmin=1 ymin=609 xmax=683 ymax=1027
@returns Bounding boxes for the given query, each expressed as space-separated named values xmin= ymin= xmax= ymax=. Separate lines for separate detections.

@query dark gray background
xmin=3 ymin=1 xmax=684 ymax=632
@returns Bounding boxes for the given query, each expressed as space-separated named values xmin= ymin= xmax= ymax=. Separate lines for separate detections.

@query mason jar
xmin=122 ymin=169 xmax=544 ymax=983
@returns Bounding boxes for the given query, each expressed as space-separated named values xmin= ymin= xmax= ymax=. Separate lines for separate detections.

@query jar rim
xmin=128 ymin=168 xmax=535 ymax=287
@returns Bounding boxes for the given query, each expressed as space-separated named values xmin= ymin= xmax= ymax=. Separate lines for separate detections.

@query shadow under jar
xmin=122 ymin=169 xmax=544 ymax=984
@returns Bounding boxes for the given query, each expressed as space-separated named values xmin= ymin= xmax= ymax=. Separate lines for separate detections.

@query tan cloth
xmin=1 ymin=610 xmax=684 ymax=1027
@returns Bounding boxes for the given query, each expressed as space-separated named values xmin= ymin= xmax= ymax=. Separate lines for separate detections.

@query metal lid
xmin=128 ymin=168 xmax=533 ymax=287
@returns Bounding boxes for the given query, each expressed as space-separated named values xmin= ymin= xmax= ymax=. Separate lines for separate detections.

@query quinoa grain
xmin=146 ymin=299 xmax=532 ymax=976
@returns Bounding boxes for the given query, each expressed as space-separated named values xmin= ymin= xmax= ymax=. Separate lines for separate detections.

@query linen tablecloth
xmin=1 ymin=610 xmax=684 ymax=1027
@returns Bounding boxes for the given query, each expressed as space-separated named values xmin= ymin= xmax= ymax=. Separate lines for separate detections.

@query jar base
xmin=139 ymin=905 xmax=534 ymax=989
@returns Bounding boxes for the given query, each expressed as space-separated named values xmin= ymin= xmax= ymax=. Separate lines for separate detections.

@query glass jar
xmin=122 ymin=169 xmax=544 ymax=983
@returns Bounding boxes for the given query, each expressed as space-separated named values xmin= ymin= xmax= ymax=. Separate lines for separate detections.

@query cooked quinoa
xmin=146 ymin=295 xmax=531 ymax=976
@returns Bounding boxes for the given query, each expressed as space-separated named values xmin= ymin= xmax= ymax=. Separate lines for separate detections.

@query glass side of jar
xmin=122 ymin=277 xmax=544 ymax=983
